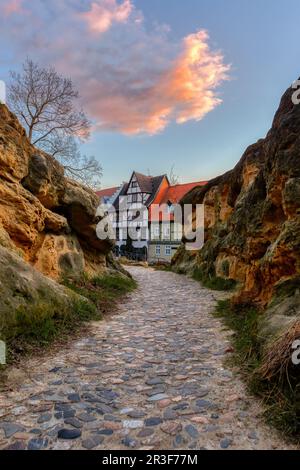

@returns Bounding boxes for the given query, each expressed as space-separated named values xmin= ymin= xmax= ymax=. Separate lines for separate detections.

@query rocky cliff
xmin=0 ymin=104 xmax=114 ymax=280
xmin=173 ymin=83 xmax=300 ymax=316
xmin=0 ymin=104 xmax=120 ymax=339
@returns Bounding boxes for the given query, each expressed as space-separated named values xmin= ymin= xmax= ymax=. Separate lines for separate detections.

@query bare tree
xmin=8 ymin=59 xmax=102 ymax=189
xmin=169 ymin=165 xmax=180 ymax=185
xmin=51 ymin=135 xmax=103 ymax=190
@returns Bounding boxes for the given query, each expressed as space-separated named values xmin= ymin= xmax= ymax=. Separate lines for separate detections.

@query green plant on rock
xmin=221 ymin=260 xmax=230 ymax=278
xmin=192 ymin=266 xmax=236 ymax=291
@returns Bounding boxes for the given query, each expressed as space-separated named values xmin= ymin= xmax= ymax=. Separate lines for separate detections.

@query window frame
xmin=163 ymin=225 xmax=171 ymax=240
xmin=152 ymin=225 xmax=160 ymax=239
xmin=165 ymin=245 xmax=171 ymax=256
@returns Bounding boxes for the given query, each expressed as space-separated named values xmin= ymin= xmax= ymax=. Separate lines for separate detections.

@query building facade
xmin=96 ymin=172 xmax=206 ymax=263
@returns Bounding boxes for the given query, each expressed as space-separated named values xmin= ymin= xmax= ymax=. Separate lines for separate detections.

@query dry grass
xmin=259 ymin=321 xmax=300 ymax=384
xmin=215 ymin=300 xmax=300 ymax=438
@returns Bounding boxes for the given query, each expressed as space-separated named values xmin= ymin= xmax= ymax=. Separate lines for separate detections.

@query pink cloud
xmin=0 ymin=1 xmax=230 ymax=136
xmin=84 ymin=30 xmax=230 ymax=135
xmin=80 ymin=0 xmax=133 ymax=34
xmin=163 ymin=31 xmax=230 ymax=126
xmin=1 ymin=0 xmax=23 ymax=16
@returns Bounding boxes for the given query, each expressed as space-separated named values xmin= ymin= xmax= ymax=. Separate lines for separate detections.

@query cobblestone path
xmin=0 ymin=267 xmax=293 ymax=450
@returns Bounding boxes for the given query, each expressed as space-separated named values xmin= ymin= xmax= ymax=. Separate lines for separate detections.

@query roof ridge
xmin=170 ymin=181 xmax=206 ymax=187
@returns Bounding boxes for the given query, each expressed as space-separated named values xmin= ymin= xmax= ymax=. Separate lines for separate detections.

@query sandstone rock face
xmin=32 ymin=234 xmax=85 ymax=280
xmin=0 ymin=104 xmax=114 ymax=280
xmin=61 ymin=179 xmax=113 ymax=255
xmin=0 ymin=105 xmax=30 ymax=183
xmin=23 ymin=152 xmax=65 ymax=209
xmin=174 ymin=84 xmax=300 ymax=307
xmin=0 ymin=245 xmax=86 ymax=336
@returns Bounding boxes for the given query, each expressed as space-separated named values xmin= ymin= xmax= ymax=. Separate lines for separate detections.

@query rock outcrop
xmin=0 ymin=103 xmax=124 ymax=341
xmin=173 ymin=83 xmax=300 ymax=316
xmin=0 ymin=245 xmax=85 ymax=337
xmin=0 ymin=104 xmax=114 ymax=281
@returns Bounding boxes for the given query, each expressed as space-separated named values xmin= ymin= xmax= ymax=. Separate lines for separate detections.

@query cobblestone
xmin=0 ymin=267 xmax=295 ymax=450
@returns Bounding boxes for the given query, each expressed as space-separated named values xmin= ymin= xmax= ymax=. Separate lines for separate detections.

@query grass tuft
xmin=214 ymin=300 xmax=261 ymax=372
xmin=193 ymin=266 xmax=237 ymax=291
xmin=62 ymin=273 xmax=137 ymax=316
xmin=214 ymin=300 xmax=300 ymax=440
xmin=3 ymin=298 xmax=98 ymax=362
xmin=1 ymin=272 xmax=136 ymax=363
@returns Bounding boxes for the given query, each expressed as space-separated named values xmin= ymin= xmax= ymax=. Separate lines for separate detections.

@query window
xmin=174 ymin=223 xmax=182 ymax=241
xmin=155 ymin=245 xmax=161 ymax=256
xmin=132 ymin=181 xmax=138 ymax=189
xmin=165 ymin=245 xmax=171 ymax=256
xmin=163 ymin=225 xmax=170 ymax=240
xmin=132 ymin=194 xmax=138 ymax=203
xmin=151 ymin=225 xmax=160 ymax=239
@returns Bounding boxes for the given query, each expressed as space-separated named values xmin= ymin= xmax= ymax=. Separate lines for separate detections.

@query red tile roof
xmin=149 ymin=181 xmax=207 ymax=221
xmin=159 ymin=181 xmax=207 ymax=205
xmin=96 ymin=187 xmax=119 ymax=199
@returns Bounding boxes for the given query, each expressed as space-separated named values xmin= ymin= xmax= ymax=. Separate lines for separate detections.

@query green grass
xmin=1 ymin=273 xmax=136 ymax=363
xmin=3 ymin=298 xmax=98 ymax=362
xmin=157 ymin=263 xmax=236 ymax=289
xmin=93 ymin=274 xmax=137 ymax=294
xmin=214 ymin=300 xmax=300 ymax=440
xmin=192 ymin=266 xmax=237 ymax=291
xmin=214 ymin=300 xmax=261 ymax=372
xmin=63 ymin=273 xmax=137 ymax=315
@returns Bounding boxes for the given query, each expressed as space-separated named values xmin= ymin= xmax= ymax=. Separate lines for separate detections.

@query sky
xmin=0 ymin=0 xmax=300 ymax=188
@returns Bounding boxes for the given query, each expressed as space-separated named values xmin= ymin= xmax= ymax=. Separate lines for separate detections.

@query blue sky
xmin=0 ymin=0 xmax=300 ymax=188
